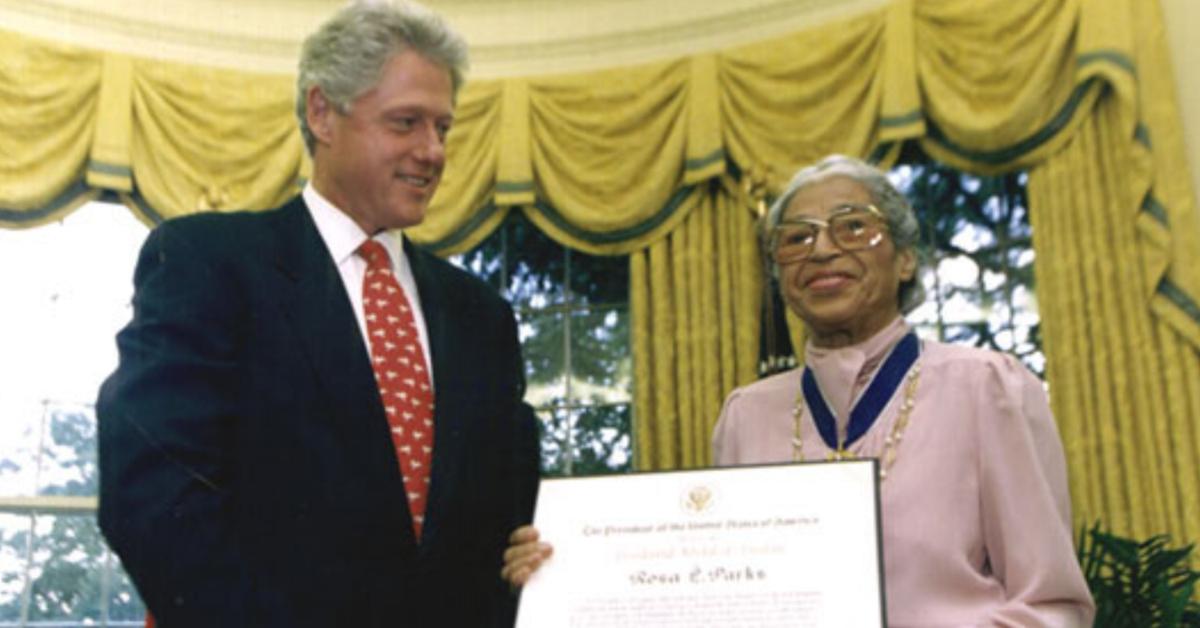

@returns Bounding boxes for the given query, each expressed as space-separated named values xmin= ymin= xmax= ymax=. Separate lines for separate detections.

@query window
xmin=892 ymin=153 xmax=1043 ymax=376
xmin=451 ymin=212 xmax=633 ymax=476
xmin=0 ymin=202 xmax=148 ymax=627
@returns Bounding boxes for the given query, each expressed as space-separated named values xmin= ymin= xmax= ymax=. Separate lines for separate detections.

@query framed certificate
xmin=515 ymin=459 xmax=885 ymax=628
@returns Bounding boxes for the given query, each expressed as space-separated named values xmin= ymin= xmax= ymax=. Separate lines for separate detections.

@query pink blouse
xmin=712 ymin=318 xmax=1094 ymax=627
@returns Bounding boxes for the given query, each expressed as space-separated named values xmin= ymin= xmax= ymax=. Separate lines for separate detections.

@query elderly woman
xmin=504 ymin=155 xmax=1094 ymax=626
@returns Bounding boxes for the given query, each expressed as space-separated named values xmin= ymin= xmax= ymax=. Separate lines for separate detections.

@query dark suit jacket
xmin=97 ymin=197 xmax=540 ymax=628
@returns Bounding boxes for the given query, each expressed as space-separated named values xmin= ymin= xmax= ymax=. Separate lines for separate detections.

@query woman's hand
xmin=501 ymin=525 xmax=553 ymax=589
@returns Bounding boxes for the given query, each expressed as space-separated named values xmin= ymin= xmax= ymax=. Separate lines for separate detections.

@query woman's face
xmin=776 ymin=175 xmax=916 ymax=346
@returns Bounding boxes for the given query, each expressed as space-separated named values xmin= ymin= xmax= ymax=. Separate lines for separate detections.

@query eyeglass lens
xmin=773 ymin=210 xmax=884 ymax=262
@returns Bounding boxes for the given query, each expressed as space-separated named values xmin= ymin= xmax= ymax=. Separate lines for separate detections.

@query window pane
xmin=104 ymin=552 xmax=146 ymax=623
xmin=509 ymin=259 xmax=569 ymax=309
xmin=501 ymin=214 xmax=570 ymax=308
xmin=448 ymin=213 xmax=574 ymax=308
xmin=454 ymin=210 xmax=634 ymax=478
xmin=37 ymin=406 xmax=98 ymax=497
xmin=25 ymin=515 xmax=105 ymax=623
xmin=0 ymin=202 xmax=144 ymax=501
xmin=892 ymin=157 xmax=1042 ymax=377
xmin=536 ymin=404 xmax=632 ymax=477
xmin=0 ymin=202 xmax=150 ymax=626
xmin=0 ymin=202 xmax=141 ymax=414
xmin=0 ymin=411 xmax=39 ymax=498
xmin=571 ymin=403 xmax=632 ymax=474
xmin=0 ymin=513 xmax=31 ymax=622
xmin=447 ymin=221 xmax=508 ymax=295
xmin=519 ymin=310 xmax=567 ymax=405
xmin=537 ymin=407 xmax=571 ymax=476
xmin=0 ymin=521 xmax=147 ymax=627
xmin=567 ymin=250 xmax=628 ymax=305
xmin=568 ymin=307 xmax=631 ymax=404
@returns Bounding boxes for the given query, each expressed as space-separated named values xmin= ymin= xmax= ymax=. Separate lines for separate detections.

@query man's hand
xmin=500 ymin=525 xmax=553 ymax=589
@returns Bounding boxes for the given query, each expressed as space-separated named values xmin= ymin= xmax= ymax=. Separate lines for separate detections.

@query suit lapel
xmin=267 ymin=200 xmax=415 ymax=541
xmin=263 ymin=205 xmax=473 ymax=552
xmin=270 ymin=200 xmax=378 ymax=424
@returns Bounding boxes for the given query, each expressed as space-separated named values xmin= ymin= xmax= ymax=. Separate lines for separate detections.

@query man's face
xmin=308 ymin=50 xmax=455 ymax=234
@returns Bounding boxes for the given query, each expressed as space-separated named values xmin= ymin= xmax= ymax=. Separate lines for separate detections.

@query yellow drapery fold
xmin=522 ymin=60 xmax=694 ymax=256
xmin=879 ymin=0 xmax=924 ymax=143
xmin=495 ymin=79 xmax=534 ymax=207
xmin=914 ymin=0 xmax=1098 ymax=172
xmin=685 ymin=54 xmax=725 ymax=185
xmin=721 ymin=9 xmax=890 ymax=192
xmin=88 ymin=53 xmax=134 ymax=194
xmin=0 ymin=32 xmax=100 ymax=227
xmin=414 ymin=60 xmax=711 ymax=257
xmin=631 ymin=179 xmax=761 ymax=470
xmin=1128 ymin=0 xmax=1200 ymax=349
xmin=129 ymin=58 xmax=304 ymax=223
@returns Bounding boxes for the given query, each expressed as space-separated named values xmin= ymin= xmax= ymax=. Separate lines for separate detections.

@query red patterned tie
xmin=358 ymin=239 xmax=435 ymax=540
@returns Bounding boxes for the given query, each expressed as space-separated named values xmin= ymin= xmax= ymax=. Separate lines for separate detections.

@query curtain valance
xmin=1 ymin=0 xmax=1196 ymax=343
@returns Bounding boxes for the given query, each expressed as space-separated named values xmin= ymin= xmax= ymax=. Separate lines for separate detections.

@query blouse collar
xmin=803 ymin=317 xmax=911 ymax=429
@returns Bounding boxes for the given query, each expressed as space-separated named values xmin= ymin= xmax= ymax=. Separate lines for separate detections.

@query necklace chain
xmin=791 ymin=362 xmax=922 ymax=482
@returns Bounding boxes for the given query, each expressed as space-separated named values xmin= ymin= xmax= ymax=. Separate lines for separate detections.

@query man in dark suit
xmin=96 ymin=3 xmax=539 ymax=626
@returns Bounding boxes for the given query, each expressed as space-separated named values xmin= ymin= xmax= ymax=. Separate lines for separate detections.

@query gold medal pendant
xmin=827 ymin=447 xmax=854 ymax=462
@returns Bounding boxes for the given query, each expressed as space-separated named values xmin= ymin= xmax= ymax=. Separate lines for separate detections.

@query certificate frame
xmin=516 ymin=459 xmax=886 ymax=628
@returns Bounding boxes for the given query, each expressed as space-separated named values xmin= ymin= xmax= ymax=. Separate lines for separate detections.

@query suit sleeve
xmin=97 ymin=221 xmax=275 ymax=627
xmin=491 ymin=298 xmax=541 ymax=628
xmin=508 ymin=311 xmax=541 ymax=527
xmin=511 ymin=399 xmax=541 ymax=529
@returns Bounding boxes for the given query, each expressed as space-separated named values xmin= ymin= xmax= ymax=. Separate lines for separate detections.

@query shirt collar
xmin=805 ymin=316 xmax=910 ymax=367
xmin=803 ymin=316 xmax=911 ymax=424
xmin=302 ymin=183 xmax=405 ymax=267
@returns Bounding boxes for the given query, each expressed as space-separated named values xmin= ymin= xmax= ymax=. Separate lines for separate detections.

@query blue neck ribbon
xmin=801 ymin=331 xmax=920 ymax=453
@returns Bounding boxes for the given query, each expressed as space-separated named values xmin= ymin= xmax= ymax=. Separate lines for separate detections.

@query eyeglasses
xmin=769 ymin=203 xmax=889 ymax=264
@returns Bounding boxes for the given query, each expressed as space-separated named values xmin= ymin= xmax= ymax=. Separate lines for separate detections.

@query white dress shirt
xmin=302 ymin=183 xmax=434 ymax=384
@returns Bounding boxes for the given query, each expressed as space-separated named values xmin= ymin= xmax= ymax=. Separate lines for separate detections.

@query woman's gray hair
xmin=763 ymin=154 xmax=927 ymax=313
xmin=296 ymin=1 xmax=469 ymax=154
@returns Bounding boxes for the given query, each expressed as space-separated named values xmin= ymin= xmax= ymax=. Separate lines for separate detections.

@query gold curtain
xmin=631 ymin=179 xmax=761 ymax=470
xmin=422 ymin=57 xmax=729 ymax=256
xmin=2 ymin=0 xmax=1199 ymax=547
xmin=1028 ymin=96 xmax=1200 ymax=553
xmin=1024 ymin=0 xmax=1200 ymax=548
xmin=0 ymin=32 xmax=101 ymax=227
xmin=128 ymin=58 xmax=305 ymax=223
